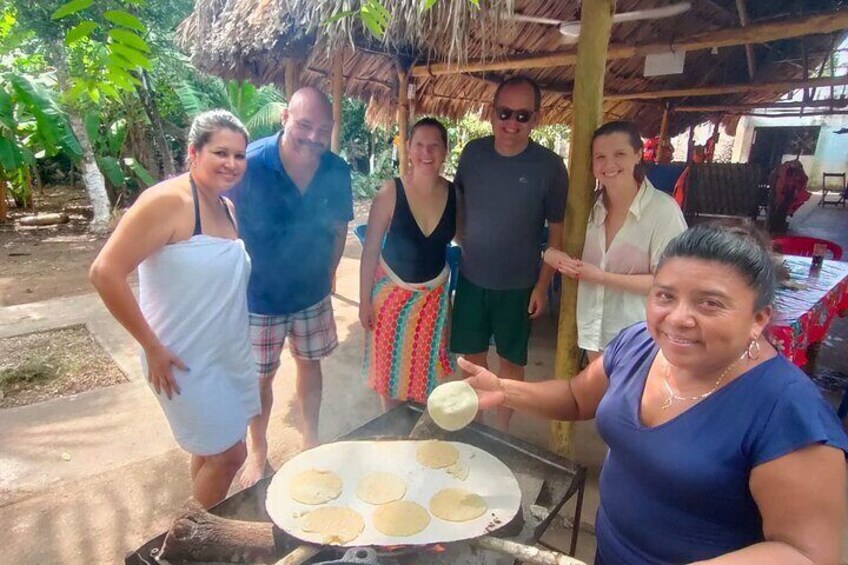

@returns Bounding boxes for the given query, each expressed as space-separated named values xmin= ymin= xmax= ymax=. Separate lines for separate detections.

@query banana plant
xmin=83 ymin=111 xmax=154 ymax=196
xmin=177 ymin=78 xmax=286 ymax=139
xmin=0 ymin=71 xmax=81 ymax=216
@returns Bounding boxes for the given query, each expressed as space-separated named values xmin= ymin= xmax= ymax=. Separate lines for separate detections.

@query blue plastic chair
xmin=446 ymin=244 xmax=461 ymax=293
xmin=353 ymin=223 xmax=367 ymax=246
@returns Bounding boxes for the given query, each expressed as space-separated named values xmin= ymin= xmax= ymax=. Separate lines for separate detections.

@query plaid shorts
xmin=249 ymin=295 xmax=338 ymax=377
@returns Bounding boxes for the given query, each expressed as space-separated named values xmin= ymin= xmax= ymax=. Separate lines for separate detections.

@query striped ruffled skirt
xmin=363 ymin=257 xmax=455 ymax=403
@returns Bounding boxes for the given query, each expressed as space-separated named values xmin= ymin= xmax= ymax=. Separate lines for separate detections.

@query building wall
xmin=731 ymin=114 xmax=848 ymax=189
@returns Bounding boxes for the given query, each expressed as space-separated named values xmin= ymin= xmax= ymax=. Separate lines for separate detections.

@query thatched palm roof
xmin=176 ymin=0 xmax=848 ymax=136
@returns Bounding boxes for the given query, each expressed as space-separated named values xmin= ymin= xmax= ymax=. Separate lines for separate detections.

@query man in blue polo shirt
xmin=231 ymin=87 xmax=353 ymax=487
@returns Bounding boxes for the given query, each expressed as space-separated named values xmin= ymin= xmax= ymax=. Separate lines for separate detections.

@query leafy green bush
xmin=351 ymin=171 xmax=382 ymax=200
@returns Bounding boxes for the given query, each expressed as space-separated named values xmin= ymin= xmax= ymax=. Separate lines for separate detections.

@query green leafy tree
xmin=340 ymin=97 xmax=370 ymax=168
xmin=443 ymin=113 xmax=491 ymax=175
xmin=0 ymin=72 xmax=82 ymax=216
xmin=177 ymin=77 xmax=286 ymax=139
xmin=10 ymin=0 xmax=159 ymax=230
xmin=84 ymin=111 xmax=154 ymax=198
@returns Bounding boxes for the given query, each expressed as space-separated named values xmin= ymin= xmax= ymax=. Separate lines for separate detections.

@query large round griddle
xmin=265 ymin=440 xmax=521 ymax=547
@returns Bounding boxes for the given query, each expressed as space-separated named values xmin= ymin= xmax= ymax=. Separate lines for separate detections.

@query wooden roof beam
xmin=726 ymin=110 xmax=848 ymax=117
xmin=410 ymin=10 xmax=848 ymax=77
xmin=467 ymin=72 xmax=848 ymax=103
xmin=606 ymin=74 xmax=848 ymax=101
xmin=675 ymin=99 xmax=848 ymax=112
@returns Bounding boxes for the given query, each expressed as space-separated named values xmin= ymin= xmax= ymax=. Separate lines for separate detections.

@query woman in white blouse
xmin=545 ymin=121 xmax=687 ymax=362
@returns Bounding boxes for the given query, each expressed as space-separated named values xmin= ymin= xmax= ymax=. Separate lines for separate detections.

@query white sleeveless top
xmin=138 ymin=235 xmax=259 ymax=455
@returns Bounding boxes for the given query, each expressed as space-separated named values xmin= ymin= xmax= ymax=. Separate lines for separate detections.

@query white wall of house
xmin=731 ymin=114 xmax=848 ymax=189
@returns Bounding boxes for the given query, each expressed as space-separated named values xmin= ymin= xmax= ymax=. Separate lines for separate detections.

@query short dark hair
xmin=658 ymin=220 xmax=777 ymax=310
xmin=592 ymin=121 xmax=645 ymax=184
xmin=187 ymin=109 xmax=249 ymax=158
xmin=493 ymin=76 xmax=542 ymax=111
xmin=409 ymin=116 xmax=448 ymax=147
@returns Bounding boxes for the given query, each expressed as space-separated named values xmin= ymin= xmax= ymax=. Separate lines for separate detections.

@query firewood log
xmin=159 ymin=499 xmax=278 ymax=563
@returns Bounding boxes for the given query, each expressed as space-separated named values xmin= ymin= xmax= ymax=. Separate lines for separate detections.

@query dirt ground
xmin=0 ymin=324 xmax=127 ymax=409
xmin=1 ymin=186 xmax=372 ymax=307
xmin=1 ymin=186 xmax=109 ymax=307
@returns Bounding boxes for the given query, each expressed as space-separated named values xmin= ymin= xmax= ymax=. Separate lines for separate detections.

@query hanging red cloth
xmin=642 ymin=137 xmax=659 ymax=163
xmin=771 ymin=160 xmax=811 ymax=218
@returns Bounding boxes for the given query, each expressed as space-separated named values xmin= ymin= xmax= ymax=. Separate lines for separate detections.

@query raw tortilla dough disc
xmin=355 ymin=472 xmax=406 ymax=505
xmin=446 ymin=461 xmax=469 ymax=481
xmin=416 ymin=440 xmax=459 ymax=469
xmin=429 ymin=488 xmax=488 ymax=522
xmin=300 ymin=506 xmax=365 ymax=544
xmin=426 ymin=380 xmax=479 ymax=431
xmin=372 ymin=500 xmax=431 ymax=537
xmin=289 ymin=469 xmax=343 ymax=504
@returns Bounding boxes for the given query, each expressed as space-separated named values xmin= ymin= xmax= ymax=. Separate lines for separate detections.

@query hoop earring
xmin=747 ymin=338 xmax=761 ymax=360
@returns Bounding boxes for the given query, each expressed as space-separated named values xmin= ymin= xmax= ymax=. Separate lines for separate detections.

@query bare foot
xmin=302 ymin=433 xmax=320 ymax=451
xmin=239 ymin=451 xmax=268 ymax=489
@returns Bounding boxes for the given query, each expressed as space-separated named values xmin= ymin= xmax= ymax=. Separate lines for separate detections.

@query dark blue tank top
xmin=382 ymin=178 xmax=456 ymax=283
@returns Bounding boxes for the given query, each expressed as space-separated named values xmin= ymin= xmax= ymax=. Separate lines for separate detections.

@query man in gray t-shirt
xmin=451 ymin=76 xmax=568 ymax=432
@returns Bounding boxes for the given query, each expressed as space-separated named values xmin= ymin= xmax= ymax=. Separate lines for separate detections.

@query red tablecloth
xmin=768 ymin=256 xmax=848 ymax=366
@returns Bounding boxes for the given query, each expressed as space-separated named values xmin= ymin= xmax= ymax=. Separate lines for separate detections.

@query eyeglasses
xmin=495 ymin=107 xmax=534 ymax=123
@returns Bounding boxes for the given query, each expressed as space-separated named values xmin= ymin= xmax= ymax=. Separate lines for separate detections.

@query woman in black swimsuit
xmin=359 ymin=117 xmax=457 ymax=409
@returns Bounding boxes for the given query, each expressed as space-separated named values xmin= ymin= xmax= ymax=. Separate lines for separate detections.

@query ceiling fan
xmin=508 ymin=2 xmax=692 ymax=43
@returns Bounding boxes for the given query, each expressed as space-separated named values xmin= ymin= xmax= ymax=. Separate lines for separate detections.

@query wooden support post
xmin=396 ymin=61 xmax=410 ymax=175
xmin=686 ymin=126 xmax=696 ymax=162
xmin=708 ymin=120 xmax=720 ymax=163
xmin=802 ymin=40 xmax=811 ymax=105
xmin=656 ymin=103 xmax=671 ymax=163
xmin=331 ymin=49 xmax=344 ymax=154
xmin=735 ymin=0 xmax=756 ymax=80
xmin=284 ymin=59 xmax=301 ymax=99
xmin=551 ymin=0 xmax=616 ymax=457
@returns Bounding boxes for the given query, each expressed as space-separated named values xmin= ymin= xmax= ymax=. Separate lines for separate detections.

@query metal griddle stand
xmin=125 ymin=403 xmax=587 ymax=564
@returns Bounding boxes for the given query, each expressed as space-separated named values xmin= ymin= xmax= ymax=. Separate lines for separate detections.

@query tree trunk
xmin=50 ymin=40 xmax=111 ymax=232
xmin=0 ymin=173 xmax=7 ymax=222
xmin=23 ymin=166 xmax=34 ymax=209
xmin=69 ymin=112 xmax=111 ymax=232
xmin=137 ymin=70 xmax=176 ymax=178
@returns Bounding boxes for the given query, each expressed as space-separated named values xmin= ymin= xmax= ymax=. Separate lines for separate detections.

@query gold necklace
xmin=660 ymin=351 xmax=747 ymax=411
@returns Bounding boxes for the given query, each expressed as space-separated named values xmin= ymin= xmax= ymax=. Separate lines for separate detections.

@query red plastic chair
xmin=772 ymin=236 xmax=843 ymax=260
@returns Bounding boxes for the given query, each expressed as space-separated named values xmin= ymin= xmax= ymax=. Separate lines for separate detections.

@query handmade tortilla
xmin=355 ymin=472 xmax=406 ymax=505
xmin=427 ymin=380 xmax=479 ymax=431
xmin=416 ymin=440 xmax=459 ymax=469
xmin=372 ymin=500 xmax=431 ymax=537
xmin=446 ymin=461 xmax=469 ymax=481
xmin=429 ymin=488 xmax=487 ymax=522
xmin=300 ymin=506 xmax=365 ymax=544
xmin=289 ymin=469 xmax=343 ymax=505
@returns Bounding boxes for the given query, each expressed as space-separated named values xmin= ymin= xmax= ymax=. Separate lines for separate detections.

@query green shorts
xmin=450 ymin=274 xmax=533 ymax=366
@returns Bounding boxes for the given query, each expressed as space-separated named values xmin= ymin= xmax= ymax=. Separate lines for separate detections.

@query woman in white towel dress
xmin=90 ymin=110 xmax=259 ymax=507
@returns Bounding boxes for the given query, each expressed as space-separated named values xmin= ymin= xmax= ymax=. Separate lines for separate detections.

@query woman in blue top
xmin=461 ymin=221 xmax=847 ymax=564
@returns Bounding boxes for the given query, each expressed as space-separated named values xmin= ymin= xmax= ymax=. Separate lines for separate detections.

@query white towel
xmin=139 ymin=235 xmax=259 ymax=456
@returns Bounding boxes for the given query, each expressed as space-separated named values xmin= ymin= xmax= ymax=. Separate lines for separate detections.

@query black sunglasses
xmin=495 ymin=107 xmax=534 ymax=123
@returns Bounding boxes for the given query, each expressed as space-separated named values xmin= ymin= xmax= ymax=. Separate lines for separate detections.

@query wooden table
xmin=768 ymin=256 xmax=848 ymax=367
